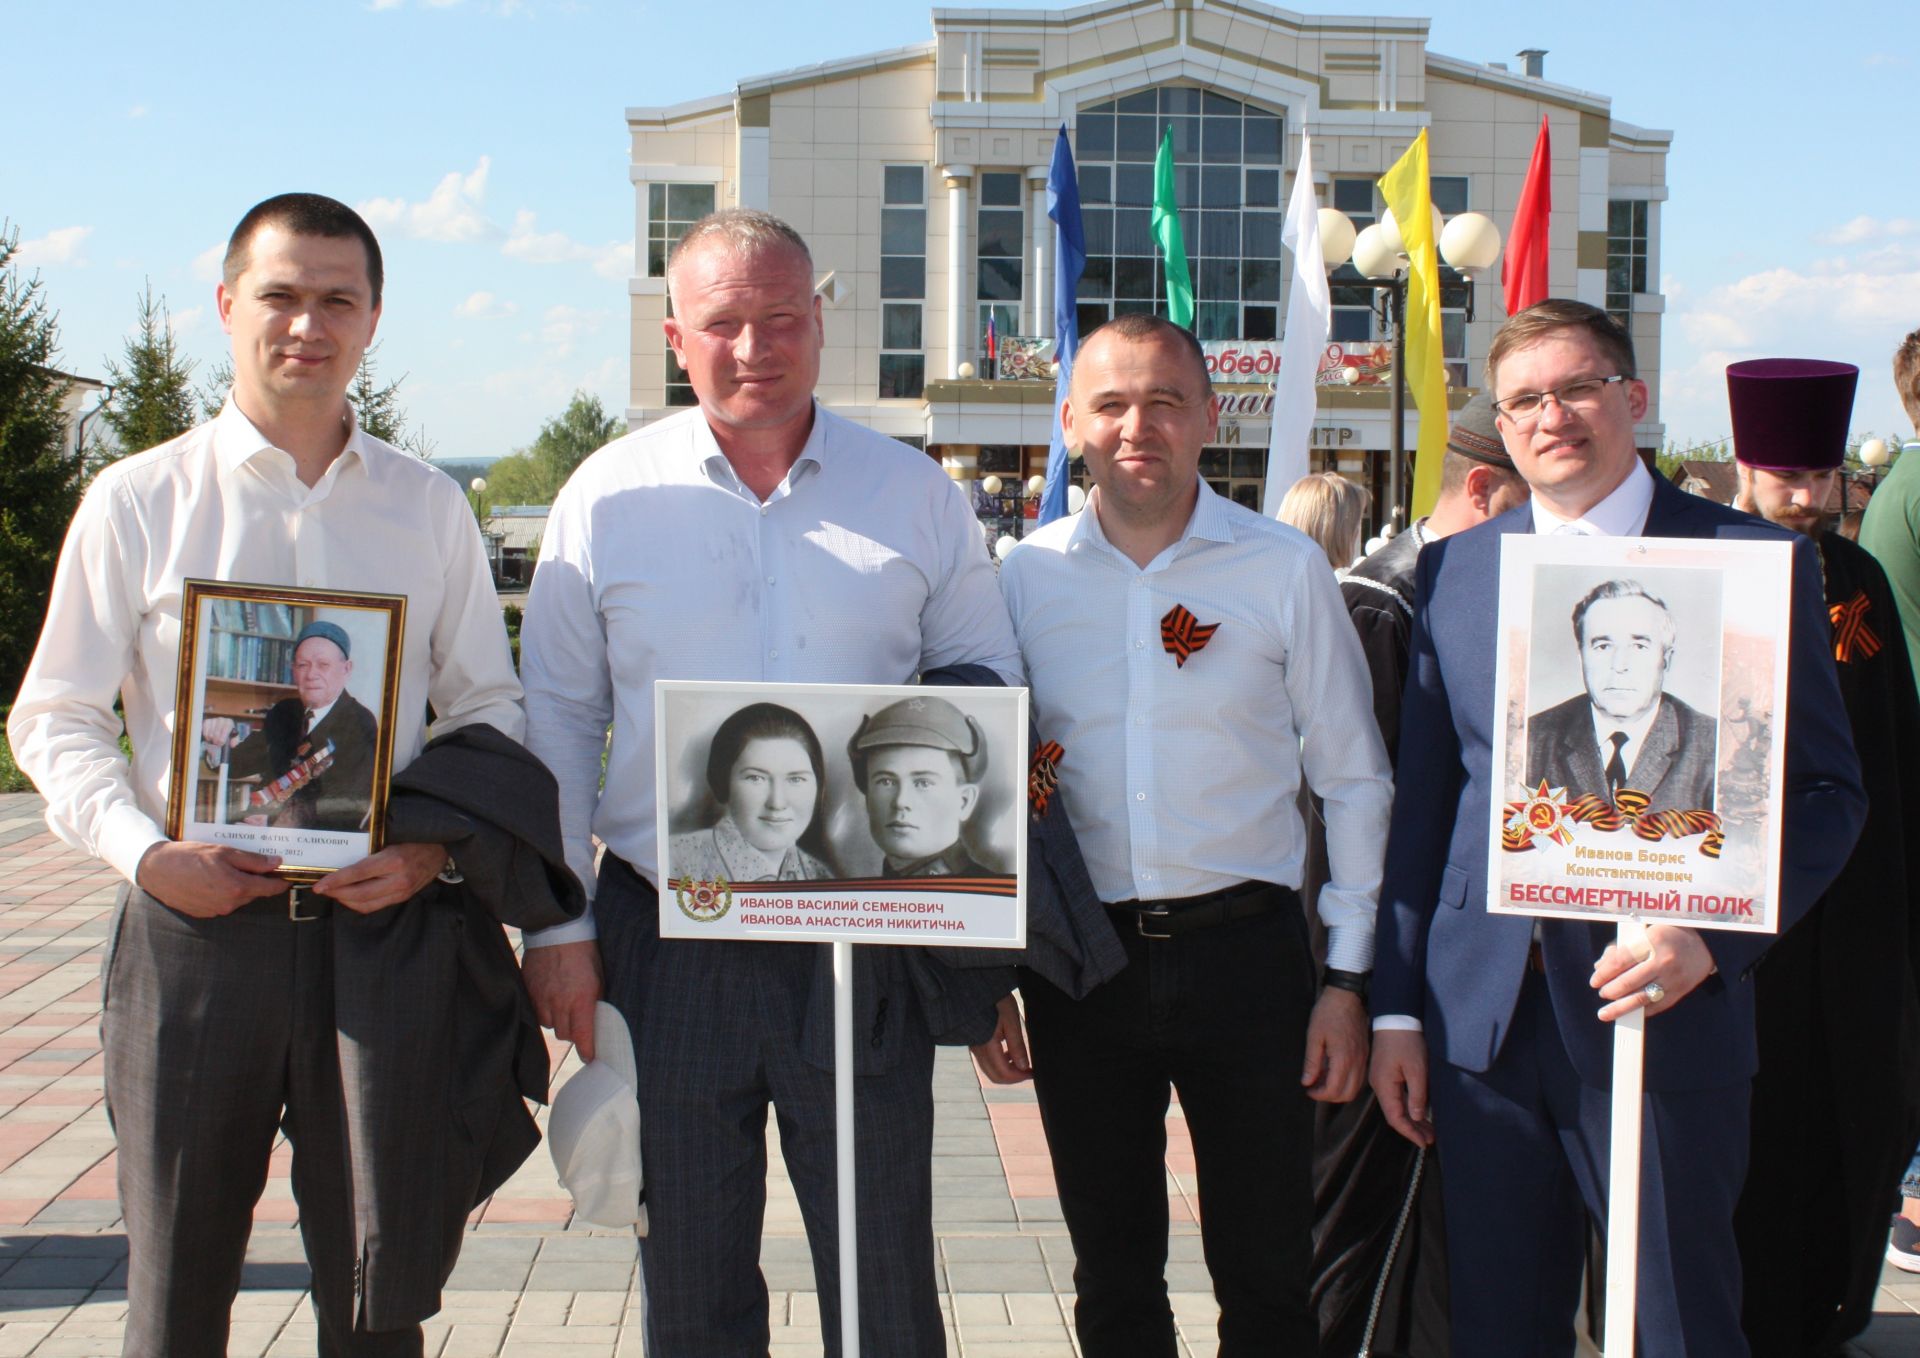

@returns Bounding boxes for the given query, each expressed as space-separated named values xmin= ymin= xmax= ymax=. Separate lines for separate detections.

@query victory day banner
xmin=1487 ymin=536 xmax=1793 ymax=934
xmin=654 ymin=680 xmax=1028 ymax=948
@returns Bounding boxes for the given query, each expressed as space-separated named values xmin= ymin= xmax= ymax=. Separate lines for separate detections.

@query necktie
xmin=303 ymin=708 xmax=317 ymax=737
xmin=1605 ymin=731 xmax=1628 ymax=798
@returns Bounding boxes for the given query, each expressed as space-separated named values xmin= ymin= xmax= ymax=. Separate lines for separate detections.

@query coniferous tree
xmin=96 ymin=282 xmax=197 ymax=464
xmin=0 ymin=226 xmax=87 ymax=700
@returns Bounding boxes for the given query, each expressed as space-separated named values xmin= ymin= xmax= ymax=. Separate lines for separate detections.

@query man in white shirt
xmin=8 ymin=194 xmax=525 ymax=1356
xmin=996 ymin=313 xmax=1392 ymax=1355
xmin=1367 ymin=299 xmax=1865 ymax=1356
xmin=517 ymin=208 xmax=1022 ymax=1357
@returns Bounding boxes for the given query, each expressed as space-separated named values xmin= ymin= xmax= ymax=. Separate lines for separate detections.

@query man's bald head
xmin=1071 ymin=314 xmax=1211 ymax=397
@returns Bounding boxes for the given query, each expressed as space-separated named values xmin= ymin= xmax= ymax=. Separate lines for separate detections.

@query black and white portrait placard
xmin=166 ymin=580 xmax=406 ymax=883
xmin=1487 ymin=536 xmax=1792 ymax=934
xmin=654 ymin=680 xmax=1029 ymax=947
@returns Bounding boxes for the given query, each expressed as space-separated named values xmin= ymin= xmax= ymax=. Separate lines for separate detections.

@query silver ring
xmin=1643 ymin=981 xmax=1667 ymax=1005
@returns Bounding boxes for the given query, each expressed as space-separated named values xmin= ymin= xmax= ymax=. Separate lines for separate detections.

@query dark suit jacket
xmin=234 ymin=692 xmax=379 ymax=831
xmin=1373 ymin=475 xmax=1865 ymax=1092
xmin=1525 ymin=690 xmax=1717 ymax=811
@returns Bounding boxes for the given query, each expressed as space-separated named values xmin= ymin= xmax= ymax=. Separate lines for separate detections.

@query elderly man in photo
xmin=7 ymin=193 xmax=537 ymax=1356
xmin=850 ymin=695 xmax=995 ymax=878
xmin=1524 ymin=579 xmax=1717 ymax=810
xmin=1725 ymin=358 xmax=1920 ymax=1356
xmin=517 ymin=207 xmax=1022 ymax=1356
xmin=203 ymin=620 xmax=379 ymax=830
xmin=1369 ymin=299 xmax=1865 ymax=1356
xmin=998 ymin=313 xmax=1393 ymax=1355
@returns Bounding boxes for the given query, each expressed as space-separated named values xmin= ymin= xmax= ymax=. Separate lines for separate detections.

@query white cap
xmin=547 ymin=1002 xmax=646 ymax=1231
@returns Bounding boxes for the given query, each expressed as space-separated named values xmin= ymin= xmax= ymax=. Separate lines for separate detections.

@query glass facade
xmin=1073 ymin=87 xmax=1286 ymax=341
xmin=1607 ymin=199 xmax=1649 ymax=324
xmin=646 ymin=182 xmax=717 ymax=279
xmin=881 ymin=165 xmax=928 ymax=398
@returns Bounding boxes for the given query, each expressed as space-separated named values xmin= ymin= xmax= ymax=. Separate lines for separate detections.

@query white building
xmin=623 ymin=0 xmax=1669 ymax=529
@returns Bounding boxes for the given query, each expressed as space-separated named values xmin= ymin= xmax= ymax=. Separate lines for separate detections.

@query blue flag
xmin=1039 ymin=125 xmax=1086 ymax=527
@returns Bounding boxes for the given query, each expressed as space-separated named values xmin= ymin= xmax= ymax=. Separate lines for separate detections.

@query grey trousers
xmin=595 ymin=859 xmax=946 ymax=1357
xmin=101 ymin=887 xmax=422 ymax=1358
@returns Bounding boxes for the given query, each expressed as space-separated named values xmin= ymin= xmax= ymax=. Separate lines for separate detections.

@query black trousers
xmin=1021 ymin=893 xmax=1318 ymax=1357
xmin=102 ymin=887 xmax=423 ymax=1358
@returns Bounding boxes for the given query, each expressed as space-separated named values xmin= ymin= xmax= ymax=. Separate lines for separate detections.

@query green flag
xmin=1151 ymin=126 xmax=1194 ymax=329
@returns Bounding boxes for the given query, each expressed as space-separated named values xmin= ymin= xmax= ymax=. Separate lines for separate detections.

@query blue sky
xmin=6 ymin=0 xmax=1916 ymax=459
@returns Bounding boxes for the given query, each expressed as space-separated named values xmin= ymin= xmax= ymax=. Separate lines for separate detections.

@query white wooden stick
xmin=833 ymin=939 xmax=859 ymax=1358
xmin=1603 ymin=916 xmax=1649 ymax=1358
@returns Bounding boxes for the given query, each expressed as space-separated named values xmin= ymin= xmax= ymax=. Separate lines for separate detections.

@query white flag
xmin=1261 ymin=132 xmax=1330 ymax=518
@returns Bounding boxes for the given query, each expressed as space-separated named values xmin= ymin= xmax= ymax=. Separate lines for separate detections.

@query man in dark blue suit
xmin=1368 ymin=300 xmax=1866 ymax=1357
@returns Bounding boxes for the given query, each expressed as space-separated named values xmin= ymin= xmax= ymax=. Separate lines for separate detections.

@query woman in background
xmin=1277 ymin=471 xmax=1372 ymax=575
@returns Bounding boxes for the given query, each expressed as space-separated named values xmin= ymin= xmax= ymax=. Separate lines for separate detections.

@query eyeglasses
xmin=1493 ymin=375 xmax=1628 ymax=422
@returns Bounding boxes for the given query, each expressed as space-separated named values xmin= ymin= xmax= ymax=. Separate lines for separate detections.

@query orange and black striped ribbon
xmin=1160 ymin=604 xmax=1219 ymax=668
xmin=1029 ymin=740 xmax=1064 ymax=819
xmin=1829 ymin=591 xmax=1880 ymax=664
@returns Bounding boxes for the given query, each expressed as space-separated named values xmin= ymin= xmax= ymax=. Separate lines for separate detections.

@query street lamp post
xmin=1316 ymin=205 xmax=1502 ymax=529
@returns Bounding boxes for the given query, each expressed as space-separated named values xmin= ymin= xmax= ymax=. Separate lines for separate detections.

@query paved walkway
xmin=1 ymin=789 xmax=1918 ymax=1355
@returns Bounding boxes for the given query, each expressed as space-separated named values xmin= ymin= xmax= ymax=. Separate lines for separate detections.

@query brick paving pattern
xmin=1 ymin=790 xmax=1917 ymax=1354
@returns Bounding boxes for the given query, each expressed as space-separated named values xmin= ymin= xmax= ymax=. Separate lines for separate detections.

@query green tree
xmin=0 ymin=226 xmax=87 ymax=701
xmin=96 ymin=282 xmax=197 ymax=463
xmin=198 ymin=356 xmax=233 ymax=422
xmin=528 ymin=390 xmax=623 ymax=487
xmin=348 ymin=344 xmax=437 ymax=458
xmin=475 ymin=450 xmax=549 ymax=514
xmin=1655 ymin=436 xmax=1731 ymax=483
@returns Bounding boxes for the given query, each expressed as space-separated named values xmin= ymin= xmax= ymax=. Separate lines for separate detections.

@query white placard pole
xmin=1603 ymin=916 xmax=1648 ymax=1358
xmin=833 ymin=938 xmax=859 ymax=1358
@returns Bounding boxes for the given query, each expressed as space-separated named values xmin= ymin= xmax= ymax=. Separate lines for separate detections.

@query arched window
xmin=1073 ymin=86 xmax=1285 ymax=341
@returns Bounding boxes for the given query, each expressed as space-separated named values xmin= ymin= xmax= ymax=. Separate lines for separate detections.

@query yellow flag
xmin=1379 ymin=130 xmax=1448 ymax=520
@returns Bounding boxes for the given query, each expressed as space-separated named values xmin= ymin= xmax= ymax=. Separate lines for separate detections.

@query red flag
xmin=1503 ymin=115 xmax=1552 ymax=315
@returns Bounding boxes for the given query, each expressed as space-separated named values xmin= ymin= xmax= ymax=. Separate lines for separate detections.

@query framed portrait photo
xmin=654 ymin=680 xmax=1029 ymax=948
xmin=165 ymin=580 xmax=407 ymax=884
xmin=1487 ymin=535 xmax=1793 ymax=934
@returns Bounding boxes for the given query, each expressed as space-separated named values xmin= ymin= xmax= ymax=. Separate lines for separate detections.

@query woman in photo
xmin=669 ymin=703 xmax=833 ymax=882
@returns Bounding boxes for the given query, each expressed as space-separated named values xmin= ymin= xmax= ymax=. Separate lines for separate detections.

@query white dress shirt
xmin=7 ymin=402 xmax=525 ymax=884
xmin=518 ymin=402 xmax=1022 ymax=945
xmin=998 ymin=480 xmax=1393 ymax=972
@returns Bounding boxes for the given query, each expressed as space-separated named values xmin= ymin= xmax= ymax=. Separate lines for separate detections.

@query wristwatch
xmin=1323 ymin=968 xmax=1371 ymax=1002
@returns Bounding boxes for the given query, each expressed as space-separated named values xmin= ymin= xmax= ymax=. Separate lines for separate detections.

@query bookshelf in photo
xmin=195 ymin=599 xmax=308 ymax=822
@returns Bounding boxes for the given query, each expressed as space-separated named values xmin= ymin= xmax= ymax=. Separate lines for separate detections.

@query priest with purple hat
xmin=1728 ymin=358 xmax=1920 ymax=1357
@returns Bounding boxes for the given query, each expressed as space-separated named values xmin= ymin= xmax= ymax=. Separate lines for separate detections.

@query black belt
xmin=235 ymin=887 xmax=334 ymax=922
xmin=1107 ymin=880 xmax=1296 ymax=940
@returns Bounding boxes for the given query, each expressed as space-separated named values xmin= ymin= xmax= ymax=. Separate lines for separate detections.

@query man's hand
xmin=1369 ymin=1028 xmax=1434 ymax=1147
xmin=969 ymin=994 xmax=1033 ymax=1084
xmin=1591 ymin=923 xmax=1716 ymax=1021
xmin=1301 ymin=988 xmax=1369 ymax=1103
xmin=135 ymin=840 xmax=286 ymax=917
xmin=312 ymin=842 xmax=448 ymax=914
xmin=522 ymin=940 xmax=604 ymax=1062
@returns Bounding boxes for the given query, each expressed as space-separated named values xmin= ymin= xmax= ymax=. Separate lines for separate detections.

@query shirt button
xmin=760 ymin=505 xmax=769 ymax=517
xmin=1135 ymin=792 xmax=1146 ymax=802
xmin=769 ymin=649 xmax=779 ymax=659
xmin=766 ymin=576 xmax=776 ymax=586
xmin=1134 ymin=639 xmax=1145 ymax=649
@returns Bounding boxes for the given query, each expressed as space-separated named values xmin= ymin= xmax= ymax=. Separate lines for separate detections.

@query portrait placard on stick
xmin=654 ymin=680 xmax=1028 ymax=948
xmin=1487 ymin=535 xmax=1793 ymax=935
xmin=166 ymin=580 xmax=406 ymax=883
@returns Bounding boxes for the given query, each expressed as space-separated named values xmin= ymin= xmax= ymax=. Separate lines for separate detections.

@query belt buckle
xmin=288 ymin=887 xmax=321 ymax=922
xmin=1135 ymin=904 xmax=1174 ymax=941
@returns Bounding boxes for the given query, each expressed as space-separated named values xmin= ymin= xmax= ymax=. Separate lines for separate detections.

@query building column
xmin=944 ymin=165 xmax=974 ymax=377
xmin=1028 ymin=166 xmax=1051 ymax=337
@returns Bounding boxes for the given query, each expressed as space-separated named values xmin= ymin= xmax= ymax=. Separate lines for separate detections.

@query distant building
xmin=1672 ymin=459 xmax=1736 ymax=504
xmin=621 ymin=0 xmax=1671 ymax=531
xmin=34 ymin=365 xmax=109 ymax=460
xmin=483 ymin=505 xmax=549 ymax=587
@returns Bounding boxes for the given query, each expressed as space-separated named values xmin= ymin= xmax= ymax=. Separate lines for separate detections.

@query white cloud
xmin=456 ymin=290 xmax=517 ymax=319
xmin=478 ymin=352 xmax=624 ymax=406
xmin=528 ymin=303 xmax=607 ymax=358
xmin=1664 ymin=244 xmax=1920 ymax=444
xmin=192 ymin=242 xmax=226 ymax=284
xmin=170 ymin=306 xmax=206 ymax=335
xmin=15 ymin=225 xmax=93 ymax=268
xmin=128 ymin=104 xmax=149 ymax=119
xmin=1815 ymin=215 xmax=1920 ymax=247
xmin=502 ymin=209 xmax=632 ymax=278
xmin=1865 ymin=52 xmax=1912 ymax=69
xmin=359 ymin=158 xmax=497 ymax=243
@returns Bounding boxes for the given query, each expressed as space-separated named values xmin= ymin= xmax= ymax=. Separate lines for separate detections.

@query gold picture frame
xmin=166 ymin=580 xmax=407 ymax=885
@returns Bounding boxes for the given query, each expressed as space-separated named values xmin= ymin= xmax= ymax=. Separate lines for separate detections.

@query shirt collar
xmin=1530 ymin=457 xmax=1655 ymax=537
xmin=1071 ymin=476 xmax=1236 ymax=569
xmin=213 ymin=399 xmax=368 ymax=484
xmin=691 ymin=400 xmax=827 ymax=500
xmin=1589 ymin=697 xmax=1662 ymax=771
